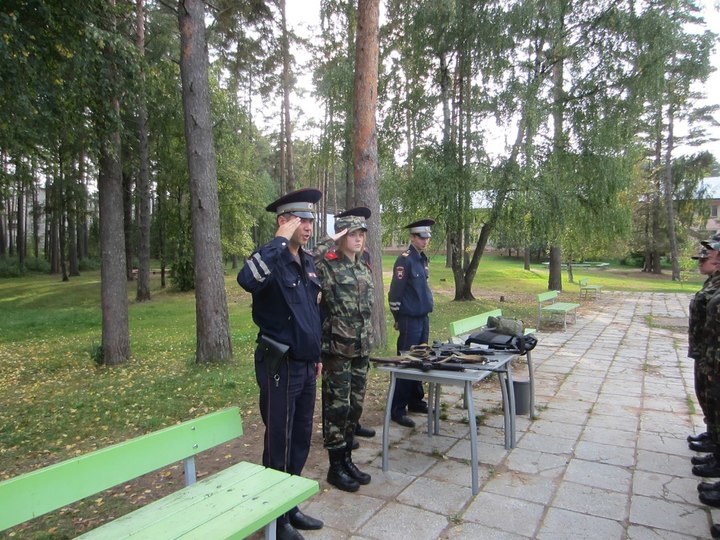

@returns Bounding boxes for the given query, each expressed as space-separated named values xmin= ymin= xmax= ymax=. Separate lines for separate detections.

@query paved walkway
xmin=297 ymin=291 xmax=717 ymax=539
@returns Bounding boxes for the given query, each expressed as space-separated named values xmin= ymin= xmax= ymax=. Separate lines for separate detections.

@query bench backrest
xmin=578 ymin=279 xmax=588 ymax=286
xmin=0 ymin=407 xmax=243 ymax=532
xmin=449 ymin=309 xmax=502 ymax=337
xmin=537 ymin=290 xmax=559 ymax=304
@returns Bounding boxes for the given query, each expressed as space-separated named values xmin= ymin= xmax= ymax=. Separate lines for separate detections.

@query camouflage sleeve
xmin=688 ymin=293 xmax=702 ymax=359
xmin=312 ymin=235 xmax=335 ymax=264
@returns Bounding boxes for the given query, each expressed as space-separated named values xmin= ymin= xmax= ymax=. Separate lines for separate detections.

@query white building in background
xmin=699 ymin=176 xmax=720 ymax=237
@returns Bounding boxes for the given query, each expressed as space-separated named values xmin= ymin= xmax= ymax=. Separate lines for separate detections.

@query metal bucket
xmin=513 ymin=380 xmax=531 ymax=416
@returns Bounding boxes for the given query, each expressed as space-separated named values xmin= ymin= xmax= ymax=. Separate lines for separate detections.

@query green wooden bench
xmin=578 ymin=278 xmax=602 ymax=299
xmin=537 ymin=290 xmax=580 ymax=331
xmin=450 ymin=309 xmax=537 ymax=422
xmin=0 ymin=407 xmax=319 ymax=539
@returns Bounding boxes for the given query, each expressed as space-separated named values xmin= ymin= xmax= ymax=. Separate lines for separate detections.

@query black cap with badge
xmin=266 ymin=188 xmax=322 ymax=219
xmin=405 ymin=218 xmax=435 ymax=238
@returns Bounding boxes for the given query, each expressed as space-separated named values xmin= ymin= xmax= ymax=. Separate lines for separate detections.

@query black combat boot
xmin=689 ymin=440 xmax=717 ymax=453
xmin=355 ymin=423 xmax=376 ymax=438
xmin=693 ymin=453 xmax=715 ymax=465
xmin=688 ymin=432 xmax=710 ymax=443
xmin=327 ymin=447 xmax=359 ymax=492
xmin=693 ymin=455 xmax=720 ymax=478
xmin=699 ymin=480 xmax=720 ymax=492
xmin=700 ymin=489 xmax=720 ymax=507
xmin=343 ymin=441 xmax=371 ymax=485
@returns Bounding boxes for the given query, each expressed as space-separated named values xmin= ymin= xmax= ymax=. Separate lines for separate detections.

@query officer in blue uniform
xmin=237 ymin=188 xmax=324 ymax=540
xmin=388 ymin=219 xmax=435 ymax=427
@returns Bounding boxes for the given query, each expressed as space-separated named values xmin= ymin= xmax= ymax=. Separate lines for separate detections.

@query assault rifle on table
xmin=370 ymin=351 xmax=494 ymax=372
xmin=370 ymin=355 xmax=465 ymax=372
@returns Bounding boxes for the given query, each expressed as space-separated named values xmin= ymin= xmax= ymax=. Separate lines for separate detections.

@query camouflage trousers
xmin=705 ymin=362 xmax=720 ymax=444
xmin=696 ymin=358 xmax=712 ymax=423
xmin=321 ymin=353 xmax=369 ymax=450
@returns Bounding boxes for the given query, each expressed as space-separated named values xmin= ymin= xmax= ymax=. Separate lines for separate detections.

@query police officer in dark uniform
xmin=388 ymin=219 xmax=435 ymax=427
xmin=237 ymin=188 xmax=324 ymax=540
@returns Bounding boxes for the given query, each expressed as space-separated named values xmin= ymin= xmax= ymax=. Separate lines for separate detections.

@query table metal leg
xmin=426 ymin=382 xmax=434 ymax=436
xmin=498 ymin=371 xmax=511 ymax=449
xmin=433 ymin=384 xmax=441 ymax=435
xmin=466 ymin=380 xmax=479 ymax=495
xmin=506 ymin=363 xmax=516 ymax=448
xmin=382 ymin=373 xmax=397 ymax=472
xmin=526 ymin=349 xmax=535 ymax=419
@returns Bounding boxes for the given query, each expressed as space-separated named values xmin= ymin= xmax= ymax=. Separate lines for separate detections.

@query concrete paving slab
xmin=537 ymin=507 xmax=625 ymax=539
xmin=563 ymin=458 xmax=632 ymax=492
xmin=633 ymin=469 xmax=701 ymax=504
xmin=358 ymin=501 xmax=449 ymax=540
xmin=552 ymin=481 xmax=630 ymax=520
xmin=483 ymin=470 xmax=559 ymax=505
xmin=397 ymin=476 xmax=473 ymax=515
xmin=629 ymin=495 xmax=709 ymax=537
xmin=463 ymin=492 xmax=546 ymax=537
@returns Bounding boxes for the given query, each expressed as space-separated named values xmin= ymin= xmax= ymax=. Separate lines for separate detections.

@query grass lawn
xmin=0 ymin=254 xmax=702 ymax=537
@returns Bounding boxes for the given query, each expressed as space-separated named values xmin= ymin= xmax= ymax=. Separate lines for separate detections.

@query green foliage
xmin=0 ymin=257 xmax=24 ymax=278
xmin=170 ymin=248 xmax=194 ymax=292
xmin=78 ymin=258 xmax=101 ymax=272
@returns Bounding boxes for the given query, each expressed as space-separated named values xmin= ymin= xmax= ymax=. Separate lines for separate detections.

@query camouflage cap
xmin=701 ymin=237 xmax=720 ymax=251
xmin=334 ymin=206 xmax=371 ymax=234
xmin=334 ymin=215 xmax=368 ymax=234
xmin=692 ymin=246 xmax=712 ymax=260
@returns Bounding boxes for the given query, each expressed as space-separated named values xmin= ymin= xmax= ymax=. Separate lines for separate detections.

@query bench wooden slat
xmin=542 ymin=302 xmax=580 ymax=312
xmin=0 ymin=408 xmax=243 ymax=532
xmin=76 ymin=462 xmax=264 ymax=537
xmin=449 ymin=309 xmax=502 ymax=337
xmin=178 ymin=474 xmax=319 ymax=539
xmin=78 ymin=464 xmax=318 ymax=539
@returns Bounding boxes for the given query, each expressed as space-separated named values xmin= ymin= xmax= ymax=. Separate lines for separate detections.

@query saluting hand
xmin=276 ymin=216 xmax=301 ymax=240
xmin=331 ymin=228 xmax=349 ymax=242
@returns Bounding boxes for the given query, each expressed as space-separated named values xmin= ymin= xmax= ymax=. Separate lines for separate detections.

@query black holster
xmin=259 ymin=335 xmax=290 ymax=379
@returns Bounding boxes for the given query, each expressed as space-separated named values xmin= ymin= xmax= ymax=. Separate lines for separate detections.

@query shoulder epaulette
xmin=402 ymin=249 xmax=410 ymax=257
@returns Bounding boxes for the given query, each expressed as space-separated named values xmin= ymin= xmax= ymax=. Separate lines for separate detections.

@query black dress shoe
xmin=276 ymin=522 xmax=304 ymax=540
xmin=355 ymin=424 xmax=376 ymax=438
xmin=692 ymin=454 xmax=716 ymax=465
xmin=693 ymin=462 xmax=720 ymax=477
xmin=689 ymin=440 xmax=717 ymax=453
xmin=712 ymin=523 xmax=720 ymax=539
xmin=392 ymin=415 xmax=416 ymax=428
xmin=350 ymin=437 xmax=360 ymax=450
xmin=408 ymin=401 xmax=429 ymax=414
xmin=688 ymin=432 xmax=710 ymax=443
xmin=700 ymin=490 xmax=720 ymax=507
xmin=698 ymin=481 xmax=720 ymax=492
xmin=289 ymin=510 xmax=323 ymax=530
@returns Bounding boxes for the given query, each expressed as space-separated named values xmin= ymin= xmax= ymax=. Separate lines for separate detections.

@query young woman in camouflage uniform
xmin=315 ymin=207 xmax=374 ymax=493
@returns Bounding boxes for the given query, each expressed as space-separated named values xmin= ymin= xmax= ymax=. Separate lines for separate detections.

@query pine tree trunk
xmin=179 ymin=0 xmax=232 ymax=363
xmin=663 ymin=103 xmax=680 ymax=281
xmin=280 ymin=0 xmax=295 ymax=192
xmin=353 ymin=0 xmax=386 ymax=349
xmin=135 ymin=0 xmax=151 ymax=301
xmin=98 ymin=0 xmax=130 ymax=366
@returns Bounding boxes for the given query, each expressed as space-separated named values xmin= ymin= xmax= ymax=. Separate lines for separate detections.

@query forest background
xmin=0 ymin=0 xmax=719 ymax=356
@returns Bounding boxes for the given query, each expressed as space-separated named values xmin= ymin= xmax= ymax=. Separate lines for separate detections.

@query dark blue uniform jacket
xmin=238 ymin=236 xmax=322 ymax=362
xmin=388 ymin=244 xmax=433 ymax=319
